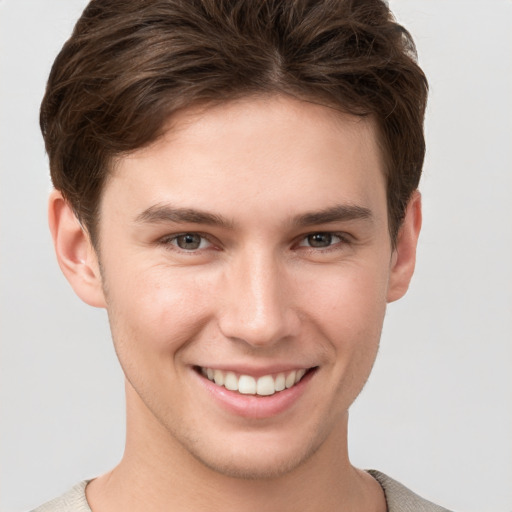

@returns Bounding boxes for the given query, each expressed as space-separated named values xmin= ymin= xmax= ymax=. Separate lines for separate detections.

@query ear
xmin=48 ymin=190 xmax=106 ymax=308
xmin=387 ymin=190 xmax=422 ymax=303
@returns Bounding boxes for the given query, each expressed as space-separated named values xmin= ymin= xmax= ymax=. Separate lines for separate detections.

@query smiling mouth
xmin=196 ymin=366 xmax=315 ymax=396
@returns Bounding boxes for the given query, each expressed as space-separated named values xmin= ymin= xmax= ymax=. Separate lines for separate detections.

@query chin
xmin=182 ymin=429 xmax=328 ymax=481
xmin=191 ymin=449 xmax=312 ymax=481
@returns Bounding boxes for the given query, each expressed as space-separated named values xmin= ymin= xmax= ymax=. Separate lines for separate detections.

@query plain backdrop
xmin=1 ymin=1 xmax=511 ymax=511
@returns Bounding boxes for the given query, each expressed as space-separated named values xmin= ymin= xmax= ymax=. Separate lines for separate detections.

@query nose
xmin=218 ymin=250 xmax=299 ymax=348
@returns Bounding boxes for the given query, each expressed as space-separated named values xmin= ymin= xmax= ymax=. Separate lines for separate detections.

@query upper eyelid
xmin=160 ymin=231 xmax=210 ymax=241
xmin=296 ymin=231 xmax=350 ymax=242
xmin=158 ymin=231 xmax=218 ymax=251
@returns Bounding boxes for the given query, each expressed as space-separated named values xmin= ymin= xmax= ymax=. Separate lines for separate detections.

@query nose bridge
xmin=219 ymin=246 xmax=296 ymax=346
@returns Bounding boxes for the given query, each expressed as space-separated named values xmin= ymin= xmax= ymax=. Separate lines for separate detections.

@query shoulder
xmin=30 ymin=481 xmax=92 ymax=512
xmin=368 ymin=470 xmax=453 ymax=512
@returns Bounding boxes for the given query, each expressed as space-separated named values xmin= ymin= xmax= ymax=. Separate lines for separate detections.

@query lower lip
xmin=195 ymin=369 xmax=316 ymax=419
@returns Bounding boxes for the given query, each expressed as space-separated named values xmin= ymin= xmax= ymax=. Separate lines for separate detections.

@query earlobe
xmin=387 ymin=190 xmax=422 ymax=303
xmin=48 ymin=190 xmax=106 ymax=308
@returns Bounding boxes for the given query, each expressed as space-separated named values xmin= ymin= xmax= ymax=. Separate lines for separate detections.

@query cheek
xmin=324 ymin=270 xmax=387 ymax=397
xmin=104 ymin=263 xmax=214 ymax=358
xmin=300 ymin=261 xmax=388 ymax=387
xmin=300 ymin=261 xmax=389 ymax=336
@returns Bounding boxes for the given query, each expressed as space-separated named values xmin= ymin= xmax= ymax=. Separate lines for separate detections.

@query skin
xmin=49 ymin=95 xmax=421 ymax=512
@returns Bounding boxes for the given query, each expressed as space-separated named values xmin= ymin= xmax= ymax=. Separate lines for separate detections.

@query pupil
xmin=178 ymin=233 xmax=201 ymax=250
xmin=308 ymin=233 xmax=331 ymax=247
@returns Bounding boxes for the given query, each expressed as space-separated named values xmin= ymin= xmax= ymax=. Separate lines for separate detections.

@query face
xmin=93 ymin=96 xmax=402 ymax=478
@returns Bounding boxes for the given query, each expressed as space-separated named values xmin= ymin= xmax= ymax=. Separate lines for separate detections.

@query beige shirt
xmin=31 ymin=470 xmax=452 ymax=512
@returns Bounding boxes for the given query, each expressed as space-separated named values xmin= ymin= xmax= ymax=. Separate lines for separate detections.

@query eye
xmin=164 ymin=233 xmax=211 ymax=251
xmin=298 ymin=232 xmax=344 ymax=249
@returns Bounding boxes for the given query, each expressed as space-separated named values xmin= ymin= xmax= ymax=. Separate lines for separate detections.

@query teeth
xmin=256 ymin=375 xmax=275 ymax=396
xmin=275 ymin=373 xmax=286 ymax=392
xmin=285 ymin=371 xmax=296 ymax=389
xmin=213 ymin=369 xmax=224 ymax=386
xmin=200 ymin=367 xmax=309 ymax=396
xmin=224 ymin=371 xmax=238 ymax=391
xmin=238 ymin=375 xmax=256 ymax=394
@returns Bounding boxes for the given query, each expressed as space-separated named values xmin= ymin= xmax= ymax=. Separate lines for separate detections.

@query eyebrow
xmin=292 ymin=204 xmax=373 ymax=227
xmin=135 ymin=203 xmax=372 ymax=228
xmin=135 ymin=204 xmax=234 ymax=228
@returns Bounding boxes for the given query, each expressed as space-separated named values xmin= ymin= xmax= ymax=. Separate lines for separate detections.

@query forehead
xmin=128 ymin=95 xmax=381 ymax=167
xmin=105 ymin=95 xmax=386 ymax=226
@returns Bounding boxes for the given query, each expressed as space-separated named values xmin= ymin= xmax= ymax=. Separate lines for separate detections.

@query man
xmin=34 ymin=0 xmax=449 ymax=510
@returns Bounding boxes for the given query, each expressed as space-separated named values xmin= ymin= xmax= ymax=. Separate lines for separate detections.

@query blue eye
xmin=299 ymin=233 xmax=343 ymax=248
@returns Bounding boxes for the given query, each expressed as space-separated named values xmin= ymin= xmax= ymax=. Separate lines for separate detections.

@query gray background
xmin=1 ymin=1 xmax=511 ymax=511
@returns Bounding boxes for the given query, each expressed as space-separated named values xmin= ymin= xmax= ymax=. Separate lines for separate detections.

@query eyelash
xmin=158 ymin=231 xmax=351 ymax=254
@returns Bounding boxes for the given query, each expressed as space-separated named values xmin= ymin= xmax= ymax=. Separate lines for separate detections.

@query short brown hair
xmin=40 ymin=0 xmax=428 ymax=245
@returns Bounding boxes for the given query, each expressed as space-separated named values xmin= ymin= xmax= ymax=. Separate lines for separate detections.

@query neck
xmin=86 ymin=384 xmax=385 ymax=512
